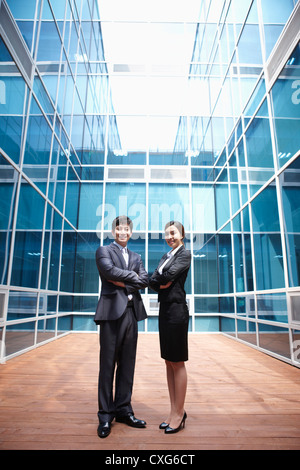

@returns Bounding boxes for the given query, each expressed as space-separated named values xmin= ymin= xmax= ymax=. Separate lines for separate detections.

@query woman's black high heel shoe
xmin=159 ymin=421 xmax=169 ymax=429
xmin=164 ymin=412 xmax=187 ymax=434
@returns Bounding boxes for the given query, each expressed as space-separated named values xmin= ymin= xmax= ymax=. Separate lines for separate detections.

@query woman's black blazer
xmin=149 ymin=245 xmax=191 ymax=303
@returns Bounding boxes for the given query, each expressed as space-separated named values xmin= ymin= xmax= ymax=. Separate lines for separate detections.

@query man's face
xmin=112 ymin=223 xmax=132 ymax=247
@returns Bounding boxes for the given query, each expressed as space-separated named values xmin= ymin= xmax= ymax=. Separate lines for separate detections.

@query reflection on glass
xmin=107 ymin=116 xmax=147 ymax=164
xmin=23 ymin=97 xmax=53 ymax=166
xmin=104 ymin=182 xmax=146 ymax=231
xmin=251 ymin=185 xmax=285 ymax=290
xmin=148 ymin=183 xmax=190 ymax=231
xmin=257 ymin=293 xmax=288 ymax=323
xmin=261 ymin=0 xmax=295 ymax=58
xmin=37 ymin=318 xmax=56 ymax=343
xmin=280 ymin=156 xmax=300 ymax=287
xmin=237 ymin=294 xmax=255 ymax=317
xmin=245 ymin=103 xmax=274 ymax=197
xmin=7 ymin=291 xmax=37 ymax=321
xmin=192 ymin=184 xmax=215 ymax=232
xmin=258 ymin=323 xmax=290 ymax=358
xmin=237 ymin=319 xmax=257 ymax=345
xmin=41 ymin=229 xmax=62 ymax=291
xmin=11 ymin=231 xmax=43 ymax=288
xmin=194 ymin=235 xmax=218 ymax=294
xmin=78 ymin=183 xmax=103 ymax=230
xmin=75 ymin=233 xmax=100 ymax=293
xmin=5 ymin=321 xmax=36 ymax=356
xmin=272 ymin=42 xmax=300 ymax=167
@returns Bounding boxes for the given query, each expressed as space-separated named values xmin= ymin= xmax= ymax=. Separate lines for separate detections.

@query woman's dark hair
xmin=164 ymin=220 xmax=185 ymax=239
xmin=112 ymin=215 xmax=133 ymax=232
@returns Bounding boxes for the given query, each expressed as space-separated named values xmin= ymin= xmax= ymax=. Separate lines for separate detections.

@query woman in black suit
xmin=149 ymin=221 xmax=191 ymax=434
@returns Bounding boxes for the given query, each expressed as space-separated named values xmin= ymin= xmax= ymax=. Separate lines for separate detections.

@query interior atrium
xmin=0 ymin=0 xmax=299 ymax=366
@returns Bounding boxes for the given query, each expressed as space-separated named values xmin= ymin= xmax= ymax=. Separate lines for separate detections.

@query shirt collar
xmin=113 ymin=241 xmax=128 ymax=252
xmin=167 ymin=244 xmax=183 ymax=257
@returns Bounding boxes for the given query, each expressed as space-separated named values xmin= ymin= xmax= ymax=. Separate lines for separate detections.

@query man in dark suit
xmin=94 ymin=216 xmax=148 ymax=438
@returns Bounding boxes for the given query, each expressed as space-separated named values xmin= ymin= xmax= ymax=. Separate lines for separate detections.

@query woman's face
xmin=165 ymin=225 xmax=183 ymax=250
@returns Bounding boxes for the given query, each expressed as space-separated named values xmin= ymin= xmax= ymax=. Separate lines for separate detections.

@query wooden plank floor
xmin=0 ymin=333 xmax=300 ymax=450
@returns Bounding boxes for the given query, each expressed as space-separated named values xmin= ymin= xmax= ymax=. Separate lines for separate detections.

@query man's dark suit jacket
xmin=94 ymin=242 xmax=148 ymax=324
xmin=149 ymin=245 xmax=191 ymax=303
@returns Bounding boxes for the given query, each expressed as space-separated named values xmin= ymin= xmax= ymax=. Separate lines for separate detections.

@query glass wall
xmin=0 ymin=0 xmax=299 ymax=367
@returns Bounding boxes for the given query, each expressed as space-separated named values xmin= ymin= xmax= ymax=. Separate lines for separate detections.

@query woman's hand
xmin=159 ymin=281 xmax=172 ymax=289
xmin=108 ymin=280 xmax=126 ymax=288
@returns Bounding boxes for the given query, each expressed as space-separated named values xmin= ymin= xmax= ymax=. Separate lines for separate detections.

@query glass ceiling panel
xmin=97 ymin=0 xmax=203 ymax=152
xmin=98 ymin=0 xmax=202 ymax=22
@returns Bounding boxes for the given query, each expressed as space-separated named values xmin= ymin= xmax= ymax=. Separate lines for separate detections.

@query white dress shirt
xmin=158 ymin=245 xmax=182 ymax=274
xmin=113 ymin=241 xmax=132 ymax=300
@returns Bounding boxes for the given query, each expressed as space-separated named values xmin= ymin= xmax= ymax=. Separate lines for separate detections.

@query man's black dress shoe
xmin=116 ymin=413 xmax=146 ymax=428
xmin=97 ymin=421 xmax=111 ymax=438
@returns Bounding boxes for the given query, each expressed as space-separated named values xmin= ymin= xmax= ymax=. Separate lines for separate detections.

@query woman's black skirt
xmin=159 ymin=301 xmax=189 ymax=362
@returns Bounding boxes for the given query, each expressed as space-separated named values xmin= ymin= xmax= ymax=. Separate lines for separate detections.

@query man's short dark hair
xmin=112 ymin=215 xmax=133 ymax=232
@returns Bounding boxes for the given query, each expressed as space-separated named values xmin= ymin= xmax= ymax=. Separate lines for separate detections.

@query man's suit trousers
xmin=97 ymin=305 xmax=138 ymax=423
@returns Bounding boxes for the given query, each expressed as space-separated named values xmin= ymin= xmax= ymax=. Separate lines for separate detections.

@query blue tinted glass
xmin=192 ymin=184 xmax=215 ymax=232
xmin=7 ymin=291 xmax=38 ymax=321
xmin=16 ymin=181 xmax=45 ymax=230
xmin=11 ymin=231 xmax=42 ymax=288
xmin=0 ymin=38 xmax=13 ymax=61
xmin=0 ymin=172 xmax=15 ymax=283
xmin=37 ymin=22 xmax=62 ymax=61
xmin=0 ymin=76 xmax=26 ymax=114
xmin=253 ymin=233 xmax=284 ymax=290
xmin=107 ymin=150 xmax=147 ymax=165
xmin=238 ymin=25 xmax=262 ymax=64
xmin=127 ymin=236 xmax=146 ymax=266
xmin=244 ymin=79 xmax=266 ymax=117
xmin=60 ymin=231 xmax=76 ymax=292
xmin=272 ymin=43 xmax=300 ymax=167
xmin=23 ymin=104 xmax=52 ymax=165
xmin=6 ymin=0 xmax=37 ymax=19
xmin=261 ymin=0 xmax=294 ymax=57
xmin=149 ymin=151 xmax=187 ymax=165
xmin=218 ymin=234 xmax=233 ymax=293
xmin=78 ymin=183 xmax=103 ymax=230
xmin=80 ymin=166 xmax=104 ymax=180
xmin=41 ymin=231 xmax=61 ymax=291
xmin=0 ymin=231 xmax=11 ymax=284
xmin=215 ymin=183 xmax=230 ymax=229
xmin=0 ymin=181 xmax=17 ymax=230
xmin=281 ymin=159 xmax=300 ymax=287
xmin=75 ymin=233 xmax=100 ymax=293
xmin=147 ymin=233 xmax=167 ymax=276
xmin=65 ymin=182 xmax=79 ymax=228
xmin=50 ymin=0 xmax=67 ymax=20
xmin=16 ymin=21 xmax=34 ymax=51
xmin=194 ymin=235 xmax=218 ymax=294
xmin=0 ymin=116 xmax=24 ymax=164
xmin=252 ymin=187 xmax=284 ymax=289
xmin=33 ymin=75 xmax=55 ymax=120
xmin=104 ymin=183 xmax=146 ymax=231
xmin=148 ymin=184 xmax=190 ymax=231
xmin=245 ymin=112 xmax=274 ymax=169
xmin=257 ymin=293 xmax=288 ymax=323
xmin=233 ymin=232 xmax=253 ymax=292
xmin=251 ymin=186 xmax=280 ymax=232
